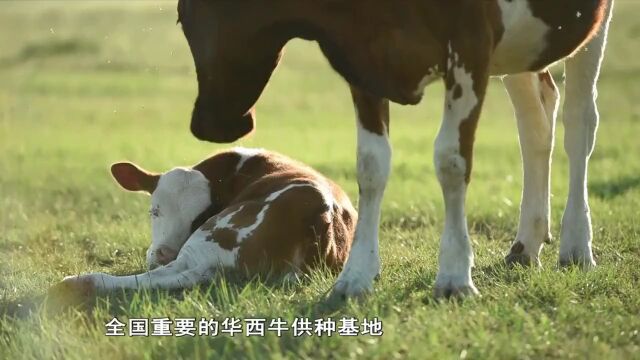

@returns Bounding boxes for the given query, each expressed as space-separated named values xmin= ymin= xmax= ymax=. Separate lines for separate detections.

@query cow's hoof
xmin=433 ymin=283 xmax=479 ymax=300
xmin=325 ymin=277 xmax=372 ymax=304
xmin=559 ymin=253 xmax=596 ymax=270
xmin=47 ymin=275 xmax=96 ymax=310
xmin=504 ymin=241 xmax=541 ymax=267
xmin=505 ymin=252 xmax=539 ymax=267
xmin=505 ymin=252 xmax=530 ymax=266
xmin=433 ymin=273 xmax=479 ymax=300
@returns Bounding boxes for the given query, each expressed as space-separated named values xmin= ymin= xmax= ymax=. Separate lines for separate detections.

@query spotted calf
xmin=55 ymin=148 xmax=356 ymax=293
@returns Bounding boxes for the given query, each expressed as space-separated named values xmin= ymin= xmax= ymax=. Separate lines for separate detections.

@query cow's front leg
xmin=328 ymin=86 xmax=391 ymax=301
xmin=433 ymin=43 xmax=488 ymax=299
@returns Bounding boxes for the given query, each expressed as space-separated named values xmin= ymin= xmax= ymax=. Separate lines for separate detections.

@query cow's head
xmin=110 ymin=162 xmax=212 ymax=269
xmin=178 ymin=0 xmax=286 ymax=143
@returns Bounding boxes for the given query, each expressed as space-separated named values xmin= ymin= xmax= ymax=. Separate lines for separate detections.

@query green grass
xmin=1 ymin=1 xmax=639 ymax=358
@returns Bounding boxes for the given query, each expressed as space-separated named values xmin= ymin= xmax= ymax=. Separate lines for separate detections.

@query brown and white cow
xmin=56 ymin=148 xmax=355 ymax=293
xmin=174 ymin=0 xmax=615 ymax=300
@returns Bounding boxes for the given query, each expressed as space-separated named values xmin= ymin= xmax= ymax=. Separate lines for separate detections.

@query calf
xmin=55 ymin=148 xmax=356 ymax=294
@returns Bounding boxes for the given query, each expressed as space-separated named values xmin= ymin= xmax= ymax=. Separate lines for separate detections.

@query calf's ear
xmin=110 ymin=162 xmax=159 ymax=194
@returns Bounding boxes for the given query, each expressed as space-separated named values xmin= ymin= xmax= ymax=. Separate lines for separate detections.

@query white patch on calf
xmin=233 ymin=147 xmax=263 ymax=172
xmin=182 ymin=229 xmax=240 ymax=268
xmin=214 ymin=205 xmax=245 ymax=230
xmin=146 ymin=167 xmax=211 ymax=268
xmin=317 ymin=182 xmax=335 ymax=212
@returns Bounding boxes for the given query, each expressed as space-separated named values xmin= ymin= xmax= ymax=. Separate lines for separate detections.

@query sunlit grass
xmin=1 ymin=1 xmax=639 ymax=359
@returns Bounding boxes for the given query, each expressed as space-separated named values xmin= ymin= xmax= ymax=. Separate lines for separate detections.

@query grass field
xmin=1 ymin=1 xmax=639 ymax=359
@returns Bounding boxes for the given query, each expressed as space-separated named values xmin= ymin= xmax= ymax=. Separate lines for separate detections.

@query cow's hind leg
xmin=560 ymin=0 xmax=614 ymax=269
xmin=503 ymin=71 xmax=558 ymax=266
xmin=328 ymin=86 xmax=391 ymax=301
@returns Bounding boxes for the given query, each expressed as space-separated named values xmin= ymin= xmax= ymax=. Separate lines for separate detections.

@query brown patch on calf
xmin=206 ymin=228 xmax=239 ymax=251
xmin=193 ymin=151 xmax=242 ymax=205
xmin=234 ymin=184 xmax=332 ymax=274
xmin=529 ymin=0 xmax=608 ymax=71
xmin=191 ymin=150 xmax=299 ymax=230
xmin=188 ymin=149 xmax=356 ymax=275
xmin=190 ymin=151 xmax=243 ymax=231
xmin=229 ymin=178 xmax=354 ymax=274
xmin=190 ymin=206 xmax=222 ymax=234
xmin=228 ymin=202 xmax=266 ymax=228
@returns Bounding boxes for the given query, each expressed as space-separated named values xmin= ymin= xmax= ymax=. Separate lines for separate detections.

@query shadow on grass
xmin=476 ymin=259 xmax=532 ymax=284
xmin=0 ymin=38 xmax=98 ymax=66
xmin=0 ymin=268 xmax=349 ymax=323
xmin=590 ymin=175 xmax=640 ymax=199
xmin=469 ymin=216 xmax=518 ymax=243
xmin=0 ymin=295 xmax=46 ymax=319
xmin=395 ymin=259 xmax=535 ymax=306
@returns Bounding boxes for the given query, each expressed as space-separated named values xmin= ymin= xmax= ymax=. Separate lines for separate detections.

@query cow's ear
xmin=110 ymin=162 xmax=159 ymax=194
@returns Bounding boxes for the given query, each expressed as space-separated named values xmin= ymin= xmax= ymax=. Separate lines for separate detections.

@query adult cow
xmin=176 ymin=0 xmax=615 ymax=299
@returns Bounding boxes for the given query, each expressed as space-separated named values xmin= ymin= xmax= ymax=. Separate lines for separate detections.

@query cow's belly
xmin=490 ymin=0 xmax=551 ymax=75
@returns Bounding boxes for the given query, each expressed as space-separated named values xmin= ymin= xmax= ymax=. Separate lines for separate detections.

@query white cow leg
xmin=328 ymin=86 xmax=391 ymax=301
xmin=503 ymin=71 xmax=558 ymax=266
xmin=560 ymin=0 xmax=614 ymax=269
xmin=433 ymin=44 xmax=488 ymax=298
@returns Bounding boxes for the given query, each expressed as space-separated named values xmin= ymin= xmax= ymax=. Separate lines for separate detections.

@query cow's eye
xmin=149 ymin=206 xmax=161 ymax=218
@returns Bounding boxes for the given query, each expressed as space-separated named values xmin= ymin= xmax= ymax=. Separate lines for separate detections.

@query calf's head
xmin=178 ymin=0 xmax=285 ymax=143
xmin=111 ymin=162 xmax=212 ymax=269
